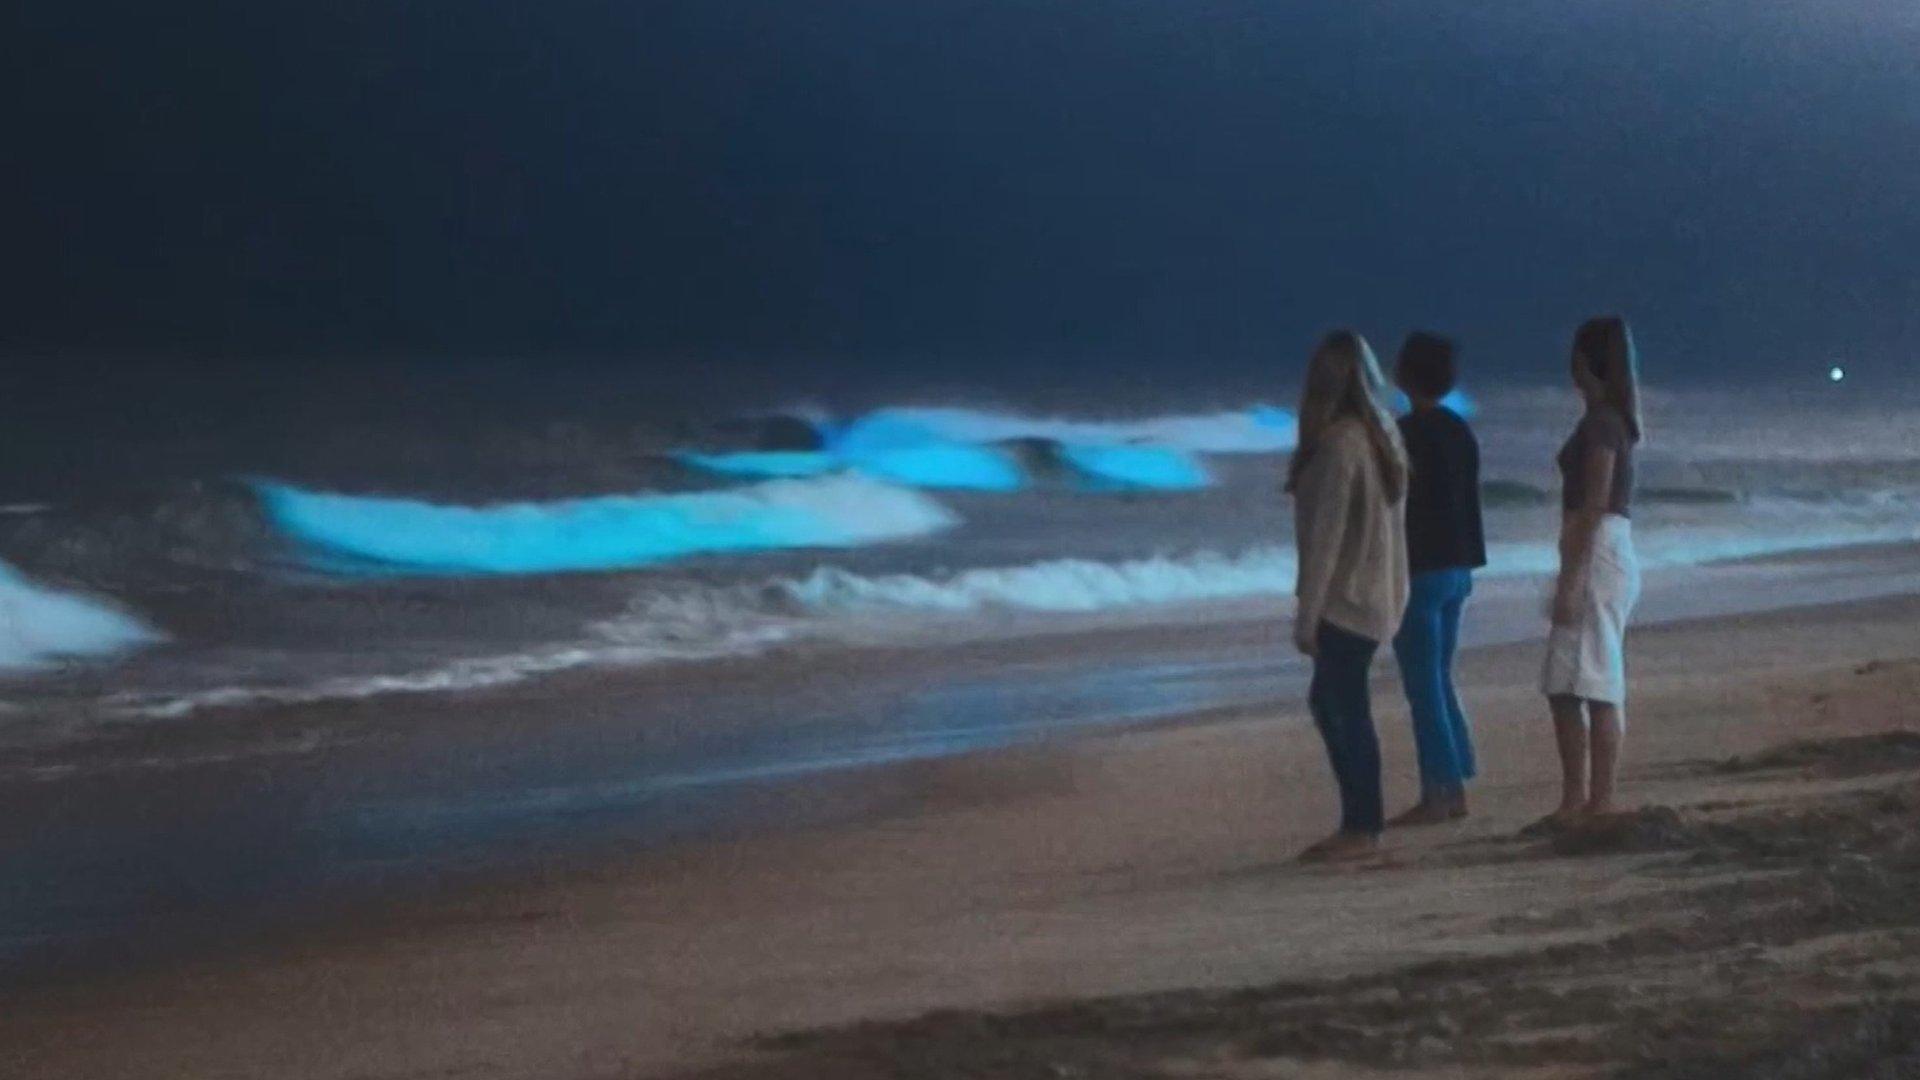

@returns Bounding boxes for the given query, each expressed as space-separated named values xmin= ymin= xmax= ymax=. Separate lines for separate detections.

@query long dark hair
xmin=1572 ymin=316 xmax=1645 ymax=443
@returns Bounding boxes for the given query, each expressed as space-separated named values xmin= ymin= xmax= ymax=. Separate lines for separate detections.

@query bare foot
xmin=1297 ymin=833 xmax=1342 ymax=862
xmin=1319 ymin=832 xmax=1381 ymax=862
xmin=1388 ymin=801 xmax=1454 ymax=828
xmin=1583 ymin=798 xmax=1619 ymax=818
xmin=1522 ymin=805 xmax=1587 ymax=835
xmin=1300 ymin=831 xmax=1379 ymax=863
xmin=1448 ymin=792 xmax=1470 ymax=819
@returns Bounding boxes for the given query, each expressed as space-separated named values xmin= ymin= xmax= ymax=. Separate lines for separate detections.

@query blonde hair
xmin=1286 ymin=329 xmax=1408 ymax=501
xmin=1573 ymin=316 xmax=1645 ymax=443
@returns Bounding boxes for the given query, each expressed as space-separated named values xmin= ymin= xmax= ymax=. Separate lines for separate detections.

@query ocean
xmin=3 ymin=382 xmax=1917 ymax=746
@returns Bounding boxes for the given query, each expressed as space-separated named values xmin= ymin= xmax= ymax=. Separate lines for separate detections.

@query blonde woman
xmin=1541 ymin=316 xmax=1644 ymax=826
xmin=1288 ymin=330 xmax=1410 ymax=862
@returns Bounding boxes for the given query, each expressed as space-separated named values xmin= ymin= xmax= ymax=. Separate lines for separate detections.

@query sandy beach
xmin=7 ymin=573 xmax=1920 ymax=1078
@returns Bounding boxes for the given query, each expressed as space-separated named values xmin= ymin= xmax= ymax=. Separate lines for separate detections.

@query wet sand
xmin=7 ymin=575 xmax=1920 ymax=1077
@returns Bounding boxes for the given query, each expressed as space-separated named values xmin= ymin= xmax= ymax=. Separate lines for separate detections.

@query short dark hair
xmin=1396 ymin=331 xmax=1457 ymax=399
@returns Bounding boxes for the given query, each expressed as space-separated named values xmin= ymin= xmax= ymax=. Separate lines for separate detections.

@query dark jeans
xmin=1392 ymin=569 xmax=1478 ymax=798
xmin=1308 ymin=622 xmax=1384 ymax=836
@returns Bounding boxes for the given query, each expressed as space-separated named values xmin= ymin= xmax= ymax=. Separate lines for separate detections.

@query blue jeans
xmin=1308 ymin=622 xmax=1384 ymax=836
xmin=1392 ymin=569 xmax=1478 ymax=798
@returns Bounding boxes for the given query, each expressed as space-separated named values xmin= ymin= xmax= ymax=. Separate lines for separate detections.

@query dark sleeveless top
xmin=1557 ymin=406 xmax=1636 ymax=517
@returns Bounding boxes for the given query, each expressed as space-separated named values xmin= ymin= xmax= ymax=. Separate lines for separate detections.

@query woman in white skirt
xmin=1541 ymin=316 xmax=1644 ymax=826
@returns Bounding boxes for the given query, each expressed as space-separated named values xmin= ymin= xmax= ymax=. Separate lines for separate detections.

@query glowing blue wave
xmin=677 ymin=404 xmax=1306 ymax=494
xmin=253 ymin=475 xmax=957 ymax=575
xmin=842 ymin=405 xmax=1299 ymax=453
xmin=0 ymin=559 xmax=160 ymax=671
xmin=846 ymin=444 xmax=1024 ymax=491
xmin=673 ymin=451 xmax=839 ymax=479
xmin=677 ymin=431 xmax=1024 ymax=492
xmin=1059 ymin=444 xmax=1211 ymax=491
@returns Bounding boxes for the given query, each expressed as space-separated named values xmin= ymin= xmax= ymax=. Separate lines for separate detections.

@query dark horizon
xmin=9 ymin=1 xmax=1918 ymax=392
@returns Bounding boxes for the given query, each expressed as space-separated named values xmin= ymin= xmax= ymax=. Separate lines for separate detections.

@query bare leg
xmin=1586 ymin=703 xmax=1625 ymax=814
xmin=1549 ymin=695 xmax=1589 ymax=822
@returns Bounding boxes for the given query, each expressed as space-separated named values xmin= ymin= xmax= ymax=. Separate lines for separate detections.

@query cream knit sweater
xmin=1292 ymin=418 xmax=1410 ymax=644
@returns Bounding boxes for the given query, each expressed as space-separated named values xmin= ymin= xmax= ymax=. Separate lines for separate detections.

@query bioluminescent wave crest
xmin=841 ymin=443 xmax=1025 ymax=491
xmin=0 ymin=559 xmax=161 ymax=672
xmin=837 ymin=405 xmax=1299 ymax=453
xmin=252 ymin=475 xmax=956 ymax=574
xmin=676 ymin=445 xmax=1023 ymax=490
xmin=1058 ymin=444 xmax=1211 ymax=491
xmin=673 ymin=451 xmax=839 ymax=480
xmin=678 ymin=404 xmax=1297 ymax=491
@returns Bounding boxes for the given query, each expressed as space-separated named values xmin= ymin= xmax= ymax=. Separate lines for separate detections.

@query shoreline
xmin=5 ymin=541 xmax=1920 ymax=982
xmin=2 ymin=551 xmax=1919 ymax=1075
xmin=14 ymin=536 xmax=1920 ymax=766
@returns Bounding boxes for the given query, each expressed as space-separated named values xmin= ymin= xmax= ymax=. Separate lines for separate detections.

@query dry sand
xmin=8 ymin=591 xmax=1920 ymax=1079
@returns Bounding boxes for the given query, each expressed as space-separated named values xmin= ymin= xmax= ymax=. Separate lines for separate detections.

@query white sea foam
xmin=101 ymin=508 xmax=1918 ymax=721
xmin=0 ymin=559 xmax=161 ymax=673
xmin=761 ymin=517 xmax=1919 ymax=618
xmin=105 ymin=615 xmax=799 ymax=720
xmin=253 ymin=474 xmax=957 ymax=574
xmin=778 ymin=547 xmax=1301 ymax=614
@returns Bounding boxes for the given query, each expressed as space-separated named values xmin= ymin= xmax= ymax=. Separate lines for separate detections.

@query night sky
xmin=9 ymin=0 xmax=1920 ymax=396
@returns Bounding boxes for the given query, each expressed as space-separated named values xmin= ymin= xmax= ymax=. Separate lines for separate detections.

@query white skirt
xmin=1541 ymin=516 xmax=1641 ymax=706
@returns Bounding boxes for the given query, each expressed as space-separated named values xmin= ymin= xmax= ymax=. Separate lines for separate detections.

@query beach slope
xmin=7 ymin=593 xmax=1920 ymax=1079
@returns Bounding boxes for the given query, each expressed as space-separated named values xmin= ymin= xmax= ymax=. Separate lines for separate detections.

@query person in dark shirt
xmin=1388 ymin=332 xmax=1488 ymax=825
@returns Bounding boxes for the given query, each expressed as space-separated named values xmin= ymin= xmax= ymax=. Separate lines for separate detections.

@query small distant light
xmin=1829 ymin=365 xmax=1846 ymax=384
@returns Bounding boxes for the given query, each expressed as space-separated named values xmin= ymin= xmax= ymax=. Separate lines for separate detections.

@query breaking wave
xmin=678 ymin=405 xmax=1251 ymax=493
xmin=0 ymin=559 xmax=161 ymax=673
xmin=827 ymin=404 xmax=1299 ymax=454
xmin=252 ymin=474 xmax=957 ymax=574
xmin=673 ymin=450 xmax=839 ymax=480
xmin=676 ymin=445 xmax=1025 ymax=490
xmin=1057 ymin=444 xmax=1211 ymax=491
xmin=835 ymin=443 xmax=1024 ymax=491
xmin=676 ymin=441 xmax=1208 ymax=492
